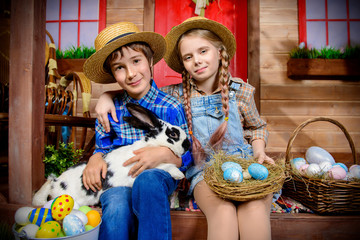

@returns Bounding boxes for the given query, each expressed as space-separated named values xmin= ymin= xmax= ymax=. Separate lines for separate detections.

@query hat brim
xmin=164 ymin=18 xmax=236 ymax=73
xmin=84 ymin=32 xmax=166 ymax=84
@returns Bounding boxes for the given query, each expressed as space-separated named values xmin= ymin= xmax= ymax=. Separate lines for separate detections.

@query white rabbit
xmin=32 ymin=103 xmax=190 ymax=206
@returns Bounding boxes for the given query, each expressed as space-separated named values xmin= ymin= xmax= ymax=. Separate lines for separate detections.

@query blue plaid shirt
xmin=94 ymin=80 xmax=193 ymax=171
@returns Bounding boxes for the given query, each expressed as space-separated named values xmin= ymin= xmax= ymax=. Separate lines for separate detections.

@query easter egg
xmin=85 ymin=225 xmax=94 ymax=231
xmin=299 ymin=164 xmax=309 ymax=175
xmin=28 ymin=208 xmax=53 ymax=226
xmin=15 ymin=207 xmax=34 ymax=225
xmin=223 ymin=168 xmax=243 ymax=183
xmin=306 ymin=163 xmax=321 ymax=177
xmin=221 ymin=162 xmax=242 ymax=172
xmin=63 ymin=214 xmax=85 ymax=236
xmin=21 ymin=224 xmax=39 ymax=238
xmin=78 ymin=205 xmax=92 ymax=215
xmin=328 ymin=166 xmax=347 ymax=180
xmin=290 ymin=158 xmax=306 ymax=171
xmin=248 ymin=163 xmax=269 ymax=180
xmin=51 ymin=194 xmax=74 ymax=221
xmin=242 ymin=169 xmax=252 ymax=180
xmin=70 ymin=209 xmax=88 ymax=225
xmin=43 ymin=199 xmax=54 ymax=209
xmin=86 ymin=210 xmax=102 ymax=228
xmin=36 ymin=221 xmax=61 ymax=238
xmin=306 ymin=146 xmax=335 ymax=165
xmin=349 ymin=165 xmax=360 ymax=179
xmin=332 ymin=163 xmax=348 ymax=172
xmin=319 ymin=161 xmax=333 ymax=174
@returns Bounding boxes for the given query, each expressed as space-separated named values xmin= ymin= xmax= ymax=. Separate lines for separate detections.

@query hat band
xmin=106 ymin=32 xmax=136 ymax=45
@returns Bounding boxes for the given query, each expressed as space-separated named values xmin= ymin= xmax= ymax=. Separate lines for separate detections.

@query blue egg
xmin=248 ymin=163 xmax=269 ymax=180
xmin=333 ymin=162 xmax=348 ymax=172
xmin=223 ymin=168 xmax=243 ymax=183
xmin=221 ymin=162 xmax=243 ymax=172
xmin=63 ymin=214 xmax=85 ymax=236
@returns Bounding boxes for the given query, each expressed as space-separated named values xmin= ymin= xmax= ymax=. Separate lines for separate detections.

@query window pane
xmin=307 ymin=21 xmax=326 ymax=48
xmin=328 ymin=22 xmax=348 ymax=48
xmin=81 ymin=0 xmax=99 ymax=20
xmin=349 ymin=0 xmax=360 ymax=19
xmin=306 ymin=0 xmax=325 ymax=19
xmin=328 ymin=0 xmax=347 ymax=19
xmin=46 ymin=0 xmax=59 ymax=21
xmin=46 ymin=22 xmax=59 ymax=48
xmin=61 ymin=22 xmax=78 ymax=50
xmin=80 ymin=22 xmax=98 ymax=47
xmin=62 ymin=0 xmax=79 ymax=20
xmin=350 ymin=22 xmax=360 ymax=46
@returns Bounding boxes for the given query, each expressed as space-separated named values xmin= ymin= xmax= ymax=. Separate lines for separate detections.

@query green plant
xmin=290 ymin=43 xmax=360 ymax=59
xmin=44 ymin=142 xmax=84 ymax=178
xmin=56 ymin=45 xmax=95 ymax=59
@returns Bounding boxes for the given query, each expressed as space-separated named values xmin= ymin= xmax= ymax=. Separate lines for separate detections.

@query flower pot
xmin=57 ymin=59 xmax=87 ymax=75
xmin=287 ymin=58 xmax=360 ymax=80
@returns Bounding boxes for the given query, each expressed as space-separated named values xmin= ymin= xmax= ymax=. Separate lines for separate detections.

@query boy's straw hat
xmin=84 ymin=22 xmax=166 ymax=84
xmin=164 ymin=17 xmax=236 ymax=74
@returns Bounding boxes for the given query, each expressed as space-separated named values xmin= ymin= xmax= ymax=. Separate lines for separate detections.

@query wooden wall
xmin=87 ymin=0 xmax=359 ymax=160
xmin=259 ymin=0 xmax=360 ymax=160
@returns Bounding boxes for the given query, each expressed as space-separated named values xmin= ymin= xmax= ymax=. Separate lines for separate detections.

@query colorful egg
xmin=85 ymin=225 xmax=94 ymax=231
xmin=306 ymin=163 xmax=321 ymax=177
xmin=328 ymin=166 xmax=347 ymax=180
xmin=299 ymin=164 xmax=309 ymax=175
xmin=28 ymin=208 xmax=53 ymax=226
xmin=349 ymin=165 xmax=360 ymax=179
xmin=306 ymin=146 xmax=335 ymax=165
xmin=78 ymin=205 xmax=92 ymax=215
xmin=248 ymin=163 xmax=269 ymax=180
xmin=86 ymin=210 xmax=101 ymax=228
xmin=223 ymin=168 xmax=243 ymax=183
xmin=70 ymin=209 xmax=88 ymax=226
xmin=319 ymin=161 xmax=333 ymax=174
xmin=63 ymin=214 xmax=85 ymax=236
xmin=21 ymin=224 xmax=39 ymax=238
xmin=221 ymin=162 xmax=243 ymax=172
xmin=332 ymin=163 xmax=348 ymax=172
xmin=36 ymin=221 xmax=61 ymax=238
xmin=15 ymin=207 xmax=34 ymax=225
xmin=51 ymin=194 xmax=74 ymax=221
xmin=290 ymin=158 xmax=306 ymax=171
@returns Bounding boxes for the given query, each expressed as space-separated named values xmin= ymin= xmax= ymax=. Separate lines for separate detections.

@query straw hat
xmin=84 ymin=22 xmax=166 ymax=84
xmin=164 ymin=17 xmax=236 ymax=73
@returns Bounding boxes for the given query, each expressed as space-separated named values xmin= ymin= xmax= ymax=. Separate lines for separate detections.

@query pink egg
xmin=299 ymin=164 xmax=309 ymax=175
xmin=328 ymin=166 xmax=347 ymax=180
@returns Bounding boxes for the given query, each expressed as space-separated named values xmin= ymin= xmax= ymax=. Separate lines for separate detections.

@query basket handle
xmin=285 ymin=117 xmax=358 ymax=165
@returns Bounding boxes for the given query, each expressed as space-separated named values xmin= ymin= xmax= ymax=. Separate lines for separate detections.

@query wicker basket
xmin=204 ymin=151 xmax=286 ymax=202
xmin=282 ymin=117 xmax=360 ymax=214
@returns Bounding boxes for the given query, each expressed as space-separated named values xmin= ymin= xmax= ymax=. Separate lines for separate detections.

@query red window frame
xmin=298 ymin=0 xmax=360 ymax=47
xmin=46 ymin=0 xmax=106 ymax=49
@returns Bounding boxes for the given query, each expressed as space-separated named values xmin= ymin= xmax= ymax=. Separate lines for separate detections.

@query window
xmin=46 ymin=0 xmax=106 ymax=50
xmin=299 ymin=0 xmax=360 ymax=49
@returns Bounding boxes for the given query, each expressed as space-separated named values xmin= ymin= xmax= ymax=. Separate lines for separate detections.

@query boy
xmin=83 ymin=22 xmax=192 ymax=240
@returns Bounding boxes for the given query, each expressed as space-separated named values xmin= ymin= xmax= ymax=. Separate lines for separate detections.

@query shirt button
xmin=229 ymin=92 xmax=234 ymax=98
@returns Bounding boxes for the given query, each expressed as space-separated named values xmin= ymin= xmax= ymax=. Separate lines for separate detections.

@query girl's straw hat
xmin=84 ymin=22 xmax=166 ymax=84
xmin=164 ymin=16 xmax=236 ymax=73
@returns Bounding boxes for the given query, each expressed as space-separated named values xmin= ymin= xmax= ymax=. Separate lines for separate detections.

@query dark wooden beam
xmin=8 ymin=0 xmax=46 ymax=205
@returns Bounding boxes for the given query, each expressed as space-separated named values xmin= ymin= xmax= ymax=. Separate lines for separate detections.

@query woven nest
xmin=203 ymin=151 xmax=286 ymax=202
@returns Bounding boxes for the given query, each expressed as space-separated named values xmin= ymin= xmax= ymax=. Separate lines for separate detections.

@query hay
xmin=204 ymin=151 xmax=286 ymax=202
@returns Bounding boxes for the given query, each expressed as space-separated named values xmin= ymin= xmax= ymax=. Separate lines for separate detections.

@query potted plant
xmin=287 ymin=43 xmax=360 ymax=80
xmin=56 ymin=46 xmax=95 ymax=75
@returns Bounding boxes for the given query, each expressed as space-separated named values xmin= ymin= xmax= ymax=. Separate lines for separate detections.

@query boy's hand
xmin=82 ymin=153 xmax=107 ymax=192
xmin=95 ymin=92 xmax=118 ymax=133
xmin=124 ymin=147 xmax=181 ymax=177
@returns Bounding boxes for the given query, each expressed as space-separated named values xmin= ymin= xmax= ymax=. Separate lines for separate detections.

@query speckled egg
xmin=221 ymin=162 xmax=243 ymax=172
xmin=36 ymin=221 xmax=61 ymax=238
xmin=69 ymin=209 xmax=88 ymax=226
xmin=223 ymin=168 xmax=243 ymax=183
xmin=290 ymin=158 xmax=306 ymax=171
xmin=63 ymin=214 xmax=85 ymax=236
xmin=248 ymin=163 xmax=269 ymax=180
xmin=28 ymin=208 xmax=53 ymax=227
xmin=15 ymin=207 xmax=34 ymax=225
xmin=306 ymin=146 xmax=335 ymax=165
xmin=328 ymin=166 xmax=347 ymax=180
xmin=51 ymin=194 xmax=74 ymax=221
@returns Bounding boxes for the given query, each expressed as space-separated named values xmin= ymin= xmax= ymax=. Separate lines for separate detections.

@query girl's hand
xmin=251 ymin=139 xmax=275 ymax=164
xmin=255 ymin=151 xmax=275 ymax=165
xmin=123 ymin=147 xmax=181 ymax=177
xmin=95 ymin=92 xmax=118 ymax=133
xmin=82 ymin=153 xmax=107 ymax=192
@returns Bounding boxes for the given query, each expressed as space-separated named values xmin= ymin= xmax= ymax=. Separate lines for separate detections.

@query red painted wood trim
xmin=298 ymin=0 xmax=306 ymax=45
xmin=99 ymin=0 xmax=106 ymax=32
xmin=78 ymin=0 xmax=81 ymax=47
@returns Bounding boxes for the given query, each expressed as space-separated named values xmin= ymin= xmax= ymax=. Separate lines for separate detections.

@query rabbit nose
xmin=182 ymin=138 xmax=191 ymax=152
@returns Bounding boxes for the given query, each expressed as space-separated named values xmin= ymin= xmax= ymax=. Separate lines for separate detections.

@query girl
xmin=96 ymin=17 xmax=275 ymax=240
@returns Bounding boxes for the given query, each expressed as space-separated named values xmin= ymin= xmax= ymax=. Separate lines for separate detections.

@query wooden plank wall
xmin=259 ymin=0 xmax=360 ymax=160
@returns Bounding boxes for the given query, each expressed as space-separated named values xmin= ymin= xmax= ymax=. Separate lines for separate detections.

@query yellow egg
xmin=36 ymin=221 xmax=61 ymax=238
xmin=51 ymin=194 xmax=74 ymax=221
xmin=86 ymin=210 xmax=101 ymax=227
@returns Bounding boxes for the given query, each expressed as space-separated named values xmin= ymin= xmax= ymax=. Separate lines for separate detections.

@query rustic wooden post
xmin=8 ymin=0 xmax=46 ymax=205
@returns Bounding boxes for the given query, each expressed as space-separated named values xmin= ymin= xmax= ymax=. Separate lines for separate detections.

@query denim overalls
xmin=182 ymin=81 xmax=254 ymax=194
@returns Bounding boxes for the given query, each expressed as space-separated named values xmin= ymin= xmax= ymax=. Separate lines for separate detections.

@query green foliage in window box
xmin=44 ymin=142 xmax=84 ymax=178
xmin=290 ymin=43 xmax=360 ymax=59
xmin=56 ymin=45 xmax=96 ymax=59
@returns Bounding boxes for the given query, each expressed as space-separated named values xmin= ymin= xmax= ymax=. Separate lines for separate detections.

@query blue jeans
xmin=99 ymin=169 xmax=178 ymax=240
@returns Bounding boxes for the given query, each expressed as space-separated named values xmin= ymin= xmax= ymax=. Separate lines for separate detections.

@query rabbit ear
xmin=123 ymin=103 xmax=161 ymax=130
